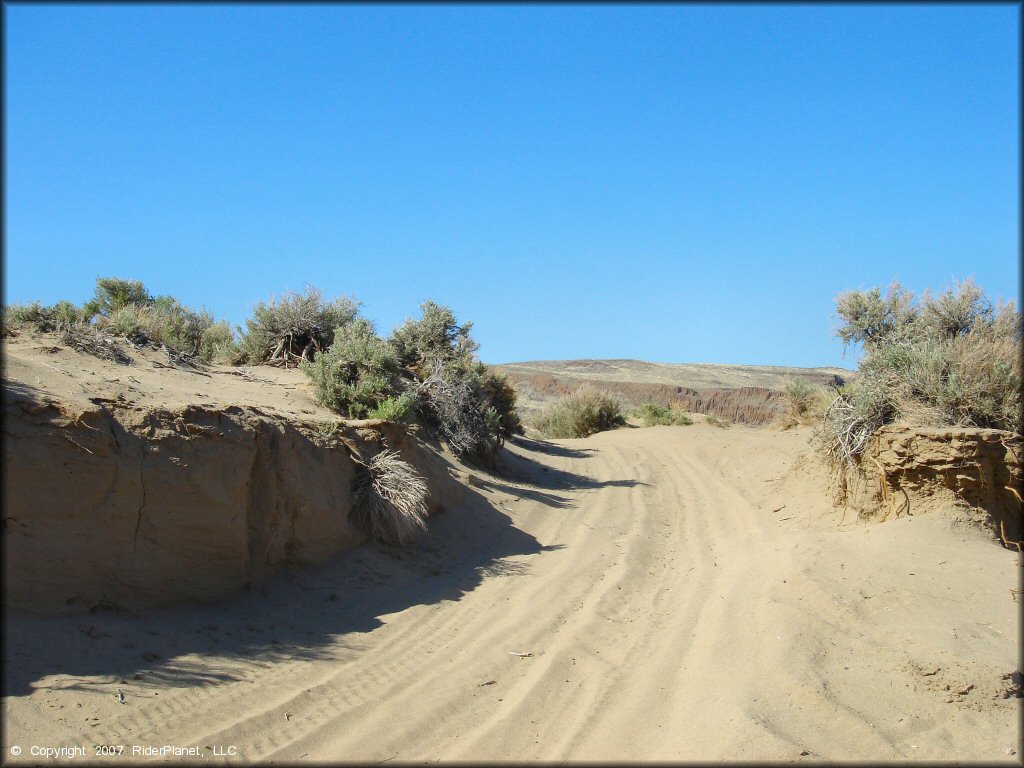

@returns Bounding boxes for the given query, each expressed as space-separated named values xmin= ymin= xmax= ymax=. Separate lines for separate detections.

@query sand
xmin=3 ymin=415 xmax=1019 ymax=762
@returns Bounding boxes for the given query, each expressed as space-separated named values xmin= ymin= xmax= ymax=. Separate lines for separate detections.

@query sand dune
xmin=4 ymin=423 xmax=1018 ymax=762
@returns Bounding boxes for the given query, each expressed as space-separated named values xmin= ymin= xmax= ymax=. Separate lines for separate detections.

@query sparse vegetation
xmin=821 ymin=278 xmax=1021 ymax=466
xmin=5 ymin=280 xmax=523 ymax=461
xmin=351 ymin=449 xmax=429 ymax=544
xmin=3 ymin=278 xmax=238 ymax=364
xmin=705 ymin=414 xmax=732 ymax=429
xmin=532 ymin=387 xmax=625 ymax=439
xmin=3 ymin=300 xmax=87 ymax=335
xmin=633 ymin=402 xmax=693 ymax=427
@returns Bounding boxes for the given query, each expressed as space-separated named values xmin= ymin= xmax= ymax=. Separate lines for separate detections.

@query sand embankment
xmin=2 ymin=337 xmax=465 ymax=613
xmin=3 ymin=386 xmax=1019 ymax=762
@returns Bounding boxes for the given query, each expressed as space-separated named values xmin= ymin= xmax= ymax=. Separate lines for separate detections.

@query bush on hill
xmin=821 ymin=278 xmax=1021 ymax=465
xmin=4 ymin=278 xmax=238 ymax=364
xmin=240 ymin=286 xmax=359 ymax=366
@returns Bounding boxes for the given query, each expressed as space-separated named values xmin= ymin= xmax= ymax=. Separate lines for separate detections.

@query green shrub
xmin=632 ymin=402 xmax=693 ymax=427
xmin=533 ymin=387 xmax=625 ymax=439
xmin=367 ymin=392 xmax=418 ymax=423
xmin=834 ymin=280 xmax=917 ymax=350
xmin=241 ymin=286 xmax=360 ymax=365
xmin=99 ymin=295 xmax=236 ymax=364
xmin=389 ymin=300 xmax=478 ymax=371
xmin=4 ymin=302 xmax=54 ymax=334
xmin=85 ymin=277 xmax=149 ymax=318
xmin=301 ymin=319 xmax=401 ymax=418
xmin=199 ymin=319 xmax=240 ymax=364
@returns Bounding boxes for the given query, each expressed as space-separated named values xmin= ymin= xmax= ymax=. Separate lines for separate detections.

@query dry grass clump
xmin=776 ymin=379 xmax=830 ymax=430
xmin=532 ymin=386 xmax=625 ymax=439
xmin=351 ymin=450 xmax=429 ymax=544
xmin=705 ymin=414 xmax=732 ymax=429
xmin=820 ymin=278 xmax=1021 ymax=467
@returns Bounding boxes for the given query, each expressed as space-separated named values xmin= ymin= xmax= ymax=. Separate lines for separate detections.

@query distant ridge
xmin=489 ymin=359 xmax=853 ymax=425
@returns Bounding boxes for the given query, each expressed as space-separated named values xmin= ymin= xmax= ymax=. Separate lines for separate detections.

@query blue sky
xmin=4 ymin=4 xmax=1019 ymax=369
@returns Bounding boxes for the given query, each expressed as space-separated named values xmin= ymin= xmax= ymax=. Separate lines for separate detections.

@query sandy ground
xmin=3 ymin=423 xmax=1020 ymax=762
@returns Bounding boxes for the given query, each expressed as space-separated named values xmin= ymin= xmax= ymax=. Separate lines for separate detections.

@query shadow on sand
xmin=3 ymin=435 xmax=636 ymax=698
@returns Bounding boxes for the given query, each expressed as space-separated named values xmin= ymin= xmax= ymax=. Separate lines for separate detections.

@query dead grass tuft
xmin=351 ymin=449 xmax=429 ymax=544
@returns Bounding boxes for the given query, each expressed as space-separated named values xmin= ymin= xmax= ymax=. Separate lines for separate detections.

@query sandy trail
xmin=3 ymin=424 xmax=1019 ymax=762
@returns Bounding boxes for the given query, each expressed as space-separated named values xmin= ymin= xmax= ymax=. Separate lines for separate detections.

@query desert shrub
xmin=4 ymin=302 xmax=56 ymax=334
xmin=834 ymin=280 xmax=917 ymax=350
xmin=104 ymin=305 xmax=146 ymax=341
xmin=198 ymin=319 xmax=240 ymax=364
xmin=533 ymin=387 xmax=625 ymax=439
xmin=351 ymin=449 xmax=429 ymax=544
xmin=389 ymin=300 xmax=478 ymax=371
xmin=84 ymin=277 xmax=149 ymax=318
xmin=241 ymin=286 xmax=359 ymax=366
xmin=388 ymin=303 xmax=516 ymax=460
xmin=416 ymin=359 xmax=502 ymax=458
xmin=99 ymin=295 xmax=236 ymax=364
xmin=705 ymin=414 xmax=732 ymax=429
xmin=478 ymin=368 xmax=523 ymax=436
xmin=633 ymin=402 xmax=694 ymax=427
xmin=821 ymin=279 xmax=1021 ymax=465
xmin=777 ymin=379 xmax=830 ymax=429
xmin=672 ymin=409 xmax=695 ymax=426
xmin=367 ymin=392 xmax=418 ymax=423
xmin=301 ymin=318 xmax=402 ymax=418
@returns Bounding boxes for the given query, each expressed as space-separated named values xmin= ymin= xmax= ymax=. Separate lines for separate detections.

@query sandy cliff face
xmin=834 ymin=425 xmax=1022 ymax=544
xmin=2 ymin=338 xmax=464 ymax=615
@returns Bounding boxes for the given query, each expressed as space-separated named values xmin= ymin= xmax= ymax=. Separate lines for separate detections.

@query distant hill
xmin=489 ymin=359 xmax=853 ymax=426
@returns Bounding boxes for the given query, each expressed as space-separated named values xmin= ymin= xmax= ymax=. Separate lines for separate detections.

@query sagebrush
xmin=532 ymin=387 xmax=625 ymax=439
xmin=820 ymin=278 xmax=1021 ymax=466
xmin=240 ymin=286 xmax=359 ymax=366
xmin=3 ymin=277 xmax=238 ymax=364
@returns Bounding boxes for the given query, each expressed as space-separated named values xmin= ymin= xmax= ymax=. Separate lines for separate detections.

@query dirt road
xmin=4 ymin=425 xmax=1019 ymax=761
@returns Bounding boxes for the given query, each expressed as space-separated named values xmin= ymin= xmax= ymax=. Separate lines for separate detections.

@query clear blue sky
xmin=4 ymin=4 xmax=1019 ymax=370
